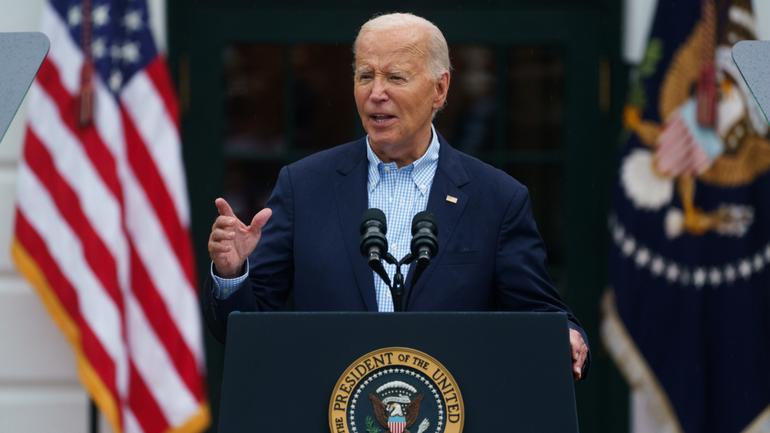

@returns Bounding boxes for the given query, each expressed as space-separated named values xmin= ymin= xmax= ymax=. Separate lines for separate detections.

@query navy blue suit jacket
xmin=204 ymin=135 xmax=586 ymax=354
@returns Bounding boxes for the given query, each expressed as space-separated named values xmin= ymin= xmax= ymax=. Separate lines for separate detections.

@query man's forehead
xmin=355 ymin=49 xmax=423 ymax=66
xmin=356 ymin=26 xmax=427 ymax=53
xmin=354 ymin=29 xmax=428 ymax=68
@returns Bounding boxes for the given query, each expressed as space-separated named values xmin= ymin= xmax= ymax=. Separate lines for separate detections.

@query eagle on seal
xmin=369 ymin=392 xmax=424 ymax=433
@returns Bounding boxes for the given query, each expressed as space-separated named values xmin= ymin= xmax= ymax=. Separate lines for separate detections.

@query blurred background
xmin=1 ymin=0 xmax=769 ymax=432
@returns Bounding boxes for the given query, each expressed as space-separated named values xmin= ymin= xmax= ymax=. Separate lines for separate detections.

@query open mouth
xmin=370 ymin=114 xmax=397 ymax=124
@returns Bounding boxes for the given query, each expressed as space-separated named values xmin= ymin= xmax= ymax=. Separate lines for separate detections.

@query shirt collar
xmin=366 ymin=125 xmax=440 ymax=194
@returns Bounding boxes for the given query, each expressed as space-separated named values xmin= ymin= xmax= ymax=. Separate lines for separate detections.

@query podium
xmin=218 ymin=312 xmax=579 ymax=432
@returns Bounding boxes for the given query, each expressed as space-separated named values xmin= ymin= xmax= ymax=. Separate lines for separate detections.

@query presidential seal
xmin=329 ymin=347 xmax=464 ymax=433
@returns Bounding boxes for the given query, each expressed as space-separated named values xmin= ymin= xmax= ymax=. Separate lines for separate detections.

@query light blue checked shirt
xmin=211 ymin=126 xmax=440 ymax=312
xmin=365 ymin=127 xmax=439 ymax=311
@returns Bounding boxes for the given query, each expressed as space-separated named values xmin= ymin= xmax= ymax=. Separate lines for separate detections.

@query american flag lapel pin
xmin=445 ymin=195 xmax=458 ymax=204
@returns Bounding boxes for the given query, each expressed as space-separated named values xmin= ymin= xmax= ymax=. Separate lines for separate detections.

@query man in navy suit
xmin=205 ymin=13 xmax=589 ymax=379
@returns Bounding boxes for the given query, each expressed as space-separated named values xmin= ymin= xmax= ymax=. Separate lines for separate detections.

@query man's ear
xmin=433 ymin=71 xmax=451 ymax=110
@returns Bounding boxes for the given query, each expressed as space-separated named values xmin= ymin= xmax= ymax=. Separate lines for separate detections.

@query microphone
xmin=360 ymin=208 xmax=391 ymax=286
xmin=410 ymin=211 xmax=438 ymax=267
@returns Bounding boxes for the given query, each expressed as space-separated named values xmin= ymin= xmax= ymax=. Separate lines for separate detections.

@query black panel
xmin=219 ymin=312 xmax=578 ymax=432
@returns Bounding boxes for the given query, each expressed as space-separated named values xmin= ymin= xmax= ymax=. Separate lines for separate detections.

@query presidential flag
xmin=11 ymin=0 xmax=209 ymax=432
xmin=603 ymin=0 xmax=770 ymax=432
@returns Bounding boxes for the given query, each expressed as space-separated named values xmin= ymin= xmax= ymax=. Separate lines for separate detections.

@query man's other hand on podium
xmin=208 ymin=198 xmax=272 ymax=278
xmin=569 ymin=329 xmax=588 ymax=380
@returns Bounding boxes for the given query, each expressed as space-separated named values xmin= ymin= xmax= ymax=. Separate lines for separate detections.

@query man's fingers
xmin=215 ymin=197 xmax=236 ymax=217
xmin=208 ymin=242 xmax=232 ymax=254
xmin=572 ymin=347 xmax=585 ymax=380
xmin=574 ymin=349 xmax=586 ymax=369
xmin=249 ymin=208 xmax=273 ymax=233
xmin=210 ymin=228 xmax=235 ymax=242
xmin=212 ymin=215 xmax=238 ymax=232
xmin=568 ymin=329 xmax=588 ymax=381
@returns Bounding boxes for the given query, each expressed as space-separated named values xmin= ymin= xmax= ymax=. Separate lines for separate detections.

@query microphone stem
xmin=390 ymin=254 xmax=414 ymax=312
xmin=377 ymin=253 xmax=415 ymax=312
xmin=391 ymin=269 xmax=404 ymax=312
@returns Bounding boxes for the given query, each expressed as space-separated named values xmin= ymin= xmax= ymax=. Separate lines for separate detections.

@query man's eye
xmin=390 ymin=75 xmax=406 ymax=83
xmin=358 ymin=73 xmax=373 ymax=81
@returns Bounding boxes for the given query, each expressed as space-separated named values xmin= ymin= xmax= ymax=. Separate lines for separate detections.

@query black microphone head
xmin=361 ymin=208 xmax=387 ymax=235
xmin=360 ymin=208 xmax=388 ymax=260
xmin=410 ymin=211 xmax=438 ymax=261
xmin=411 ymin=211 xmax=437 ymax=235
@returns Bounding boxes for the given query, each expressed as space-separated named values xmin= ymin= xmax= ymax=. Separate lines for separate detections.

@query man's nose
xmin=369 ymin=76 xmax=389 ymax=101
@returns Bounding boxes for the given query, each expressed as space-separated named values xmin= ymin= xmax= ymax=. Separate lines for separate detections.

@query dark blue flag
xmin=603 ymin=0 xmax=770 ymax=432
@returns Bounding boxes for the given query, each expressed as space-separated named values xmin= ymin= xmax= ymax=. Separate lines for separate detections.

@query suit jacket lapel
xmin=405 ymin=136 xmax=470 ymax=307
xmin=334 ymin=140 xmax=378 ymax=311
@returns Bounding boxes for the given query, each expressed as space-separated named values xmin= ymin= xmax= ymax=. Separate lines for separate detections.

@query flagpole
xmin=89 ymin=399 xmax=99 ymax=433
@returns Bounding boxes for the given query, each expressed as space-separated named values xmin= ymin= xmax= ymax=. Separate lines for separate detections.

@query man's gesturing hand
xmin=569 ymin=328 xmax=588 ymax=381
xmin=208 ymin=198 xmax=272 ymax=278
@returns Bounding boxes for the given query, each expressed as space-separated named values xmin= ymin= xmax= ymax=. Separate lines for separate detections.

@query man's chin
xmin=367 ymin=134 xmax=401 ymax=150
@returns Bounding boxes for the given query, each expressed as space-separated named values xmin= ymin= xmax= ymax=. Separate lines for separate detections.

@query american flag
xmin=11 ymin=0 xmax=209 ymax=432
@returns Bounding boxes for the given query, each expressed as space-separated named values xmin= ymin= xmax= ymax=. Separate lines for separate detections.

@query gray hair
xmin=353 ymin=12 xmax=452 ymax=80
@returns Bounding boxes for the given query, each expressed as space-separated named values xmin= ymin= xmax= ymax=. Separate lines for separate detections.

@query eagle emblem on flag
xmin=604 ymin=0 xmax=770 ymax=432
xmin=620 ymin=0 xmax=770 ymax=240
